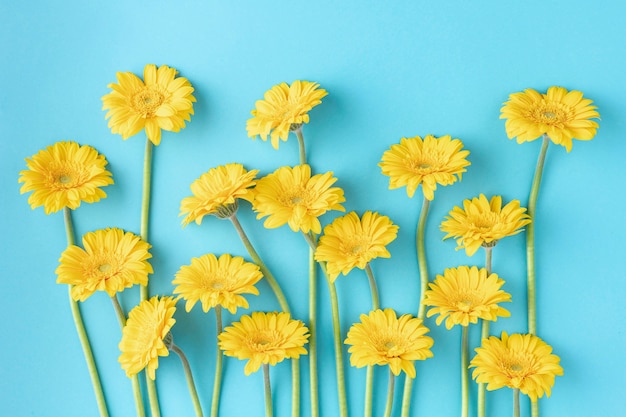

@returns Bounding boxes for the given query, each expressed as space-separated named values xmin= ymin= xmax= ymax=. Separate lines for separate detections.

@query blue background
xmin=2 ymin=1 xmax=625 ymax=416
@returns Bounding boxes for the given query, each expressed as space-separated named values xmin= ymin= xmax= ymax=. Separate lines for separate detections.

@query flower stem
xmin=295 ymin=129 xmax=307 ymax=166
xmin=307 ymin=232 xmax=320 ymax=417
xmin=461 ymin=325 xmax=469 ymax=417
xmin=263 ymin=363 xmax=273 ymax=417
xmin=111 ymin=296 xmax=145 ymax=417
xmin=63 ymin=208 xmax=110 ymax=417
xmin=211 ymin=306 xmax=224 ymax=417
xmin=527 ymin=135 xmax=549 ymax=336
xmin=401 ymin=196 xmax=431 ymax=417
xmin=383 ymin=369 xmax=396 ymax=417
xmin=513 ymin=389 xmax=520 ymax=417
xmin=230 ymin=213 xmax=300 ymax=417
xmin=478 ymin=245 xmax=494 ymax=417
xmin=171 ymin=343 xmax=204 ymax=417
xmin=364 ymin=263 xmax=381 ymax=417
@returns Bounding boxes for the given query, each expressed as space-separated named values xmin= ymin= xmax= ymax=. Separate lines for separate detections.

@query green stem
xmin=513 ymin=389 xmax=521 ymax=417
xmin=401 ymin=196 xmax=431 ymax=417
xmin=63 ymin=208 xmax=110 ymax=417
xmin=263 ymin=363 xmax=274 ymax=417
xmin=295 ymin=128 xmax=307 ymax=165
xmin=478 ymin=245 xmax=493 ymax=417
xmin=461 ymin=326 xmax=469 ymax=417
xmin=364 ymin=263 xmax=380 ymax=417
xmin=365 ymin=263 xmax=380 ymax=310
xmin=383 ymin=369 xmax=396 ymax=417
xmin=111 ymin=296 xmax=145 ymax=417
xmin=211 ymin=306 xmax=224 ymax=417
xmin=171 ymin=343 xmax=204 ymax=417
xmin=308 ymin=232 xmax=319 ymax=417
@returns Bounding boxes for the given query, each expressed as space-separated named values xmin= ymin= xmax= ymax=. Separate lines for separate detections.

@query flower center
xmin=211 ymin=282 xmax=224 ymax=289
xmin=291 ymin=196 xmax=303 ymax=204
xmin=59 ymin=175 xmax=72 ymax=184
xmin=98 ymin=263 xmax=112 ymax=273
xmin=543 ymin=112 xmax=556 ymax=119
xmin=510 ymin=363 xmax=523 ymax=372
xmin=132 ymin=87 xmax=165 ymax=117
xmin=385 ymin=341 xmax=396 ymax=349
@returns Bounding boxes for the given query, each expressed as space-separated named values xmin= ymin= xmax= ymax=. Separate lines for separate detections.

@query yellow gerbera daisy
xmin=345 ymin=309 xmax=433 ymax=378
xmin=102 ymin=64 xmax=196 ymax=146
xmin=252 ymin=164 xmax=345 ymax=234
xmin=470 ymin=332 xmax=564 ymax=401
xmin=246 ymin=80 xmax=328 ymax=149
xmin=314 ymin=211 xmax=398 ymax=282
xmin=179 ymin=163 xmax=259 ymax=226
xmin=173 ymin=253 xmax=263 ymax=314
xmin=218 ymin=311 xmax=309 ymax=375
xmin=440 ymin=194 xmax=531 ymax=256
xmin=423 ymin=266 xmax=511 ymax=330
xmin=56 ymin=228 xmax=153 ymax=301
xmin=500 ymin=86 xmax=600 ymax=152
xmin=18 ymin=141 xmax=114 ymax=214
xmin=379 ymin=135 xmax=470 ymax=201
xmin=119 ymin=296 xmax=177 ymax=380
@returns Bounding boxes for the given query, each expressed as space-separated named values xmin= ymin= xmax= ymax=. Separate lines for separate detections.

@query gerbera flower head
xmin=19 ymin=141 xmax=114 ymax=214
xmin=252 ymin=164 xmax=345 ymax=234
xmin=246 ymin=80 xmax=328 ymax=149
xmin=314 ymin=211 xmax=399 ymax=283
xmin=173 ymin=253 xmax=263 ymax=314
xmin=102 ymin=64 xmax=196 ymax=146
xmin=500 ymin=86 xmax=600 ymax=152
xmin=345 ymin=309 xmax=433 ymax=378
xmin=56 ymin=228 xmax=153 ymax=301
xmin=423 ymin=266 xmax=511 ymax=330
xmin=119 ymin=296 xmax=177 ymax=380
xmin=179 ymin=163 xmax=259 ymax=226
xmin=470 ymin=332 xmax=564 ymax=401
xmin=379 ymin=134 xmax=470 ymax=201
xmin=218 ymin=311 xmax=309 ymax=375
xmin=440 ymin=194 xmax=531 ymax=256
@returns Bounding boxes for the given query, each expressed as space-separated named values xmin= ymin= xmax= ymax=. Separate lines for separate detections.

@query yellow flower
xmin=470 ymin=332 xmax=564 ymax=401
xmin=173 ymin=253 xmax=263 ymax=314
xmin=56 ymin=228 xmax=153 ymax=301
xmin=119 ymin=296 xmax=177 ymax=380
xmin=379 ymin=135 xmax=470 ymax=201
xmin=102 ymin=64 xmax=196 ymax=146
xmin=314 ymin=211 xmax=398 ymax=282
xmin=345 ymin=309 xmax=433 ymax=378
xmin=252 ymin=164 xmax=345 ymax=234
xmin=218 ymin=311 xmax=309 ymax=375
xmin=246 ymin=80 xmax=328 ymax=149
xmin=18 ymin=141 xmax=114 ymax=214
xmin=500 ymin=86 xmax=600 ymax=152
xmin=440 ymin=194 xmax=531 ymax=256
xmin=179 ymin=163 xmax=259 ymax=226
xmin=423 ymin=266 xmax=511 ymax=330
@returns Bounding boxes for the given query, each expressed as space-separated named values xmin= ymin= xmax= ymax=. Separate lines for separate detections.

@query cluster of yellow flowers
xmin=19 ymin=63 xmax=599 ymax=417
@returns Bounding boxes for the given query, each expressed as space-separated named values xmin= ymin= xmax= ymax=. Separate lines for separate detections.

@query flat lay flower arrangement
xmin=18 ymin=64 xmax=600 ymax=417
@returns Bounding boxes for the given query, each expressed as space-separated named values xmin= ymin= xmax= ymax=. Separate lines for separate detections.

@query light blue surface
xmin=2 ymin=1 xmax=625 ymax=416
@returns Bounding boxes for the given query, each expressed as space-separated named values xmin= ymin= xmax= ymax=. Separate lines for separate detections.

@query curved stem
xmin=513 ymin=389 xmax=521 ymax=417
xmin=364 ymin=263 xmax=381 ymax=417
xmin=401 ymin=196 xmax=431 ymax=417
xmin=295 ymin=129 xmax=307 ymax=166
xmin=111 ymin=296 xmax=145 ymax=417
xmin=527 ymin=136 xmax=550 ymax=336
xmin=263 ymin=363 xmax=273 ymax=417
xmin=383 ymin=369 xmax=396 ymax=417
xmin=171 ymin=343 xmax=204 ymax=417
xmin=461 ymin=326 xmax=469 ymax=417
xmin=365 ymin=263 xmax=380 ymax=310
xmin=307 ymin=232 xmax=319 ymax=417
xmin=211 ymin=306 xmax=224 ymax=417
xmin=63 ymin=208 xmax=110 ymax=417
xmin=478 ymin=246 xmax=494 ymax=417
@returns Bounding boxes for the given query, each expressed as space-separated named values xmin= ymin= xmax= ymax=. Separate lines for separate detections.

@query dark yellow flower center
xmin=99 ymin=264 xmax=112 ymax=273
xmin=59 ymin=175 xmax=72 ymax=184
xmin=529 ymin=102 xmax=570 ymax=126
xmin=211 ymin=282 xmax=224 ymax=289
xmin=132 ymin=87 xmax=166 ymax=118
xmin=510 ymin=364 xmax=523 ymax=372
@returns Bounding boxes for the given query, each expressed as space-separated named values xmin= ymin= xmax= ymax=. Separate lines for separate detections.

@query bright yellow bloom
xmin=344 ymin=309 xmax=433 ymax=378
xmin=19 ymin=141 xmax=114 ymax=214
xmin=119 ymin=296 xmax=177 ymax=380
xmin=179 ymin=163 xmax=259 ymax=226
xmin=102 ymin=64 xmax=196 ymax=146
xmin=173 ymin=253 xmax=263 ymax=314
xmin=424 ymin=266 xmax=511 ymax=330
xmin=470 ymin=332 xmax=563 ymax=401
xmin=56 ymin=228 xmax=153 ymax=301
xmin=379 ymin=135 xmax=470 ymax=201
xmin=252 ymin=164 xmax=345 ymax=234
xmin=218 ymin=311 xmax=309 ymax=375
xmin=314 ymin=211 xmax=398 ymax=282
xmin=440 ymin=194 xmax=531 ymax=256
xmin=500 ymin=86 xmax=600 ymax=152
xmin=246 ymin=80 xmax=328 ymax=149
